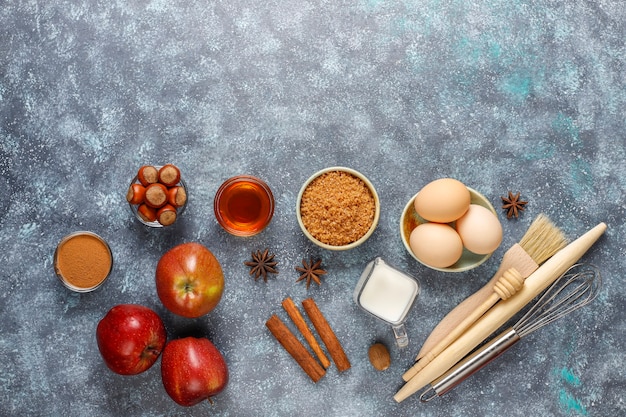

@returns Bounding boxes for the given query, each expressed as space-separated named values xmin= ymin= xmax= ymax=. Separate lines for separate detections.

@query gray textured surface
xmin=1 ymin=1 xmax=625 ymax=416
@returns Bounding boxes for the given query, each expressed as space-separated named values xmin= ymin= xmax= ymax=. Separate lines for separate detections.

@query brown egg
xmin=456 ymin=204 xmax=503 ymax=255
xmin=414 ymin=178 xmax=470 ymax=223
xmin=409 ymin=222 xmax=464 ymax=268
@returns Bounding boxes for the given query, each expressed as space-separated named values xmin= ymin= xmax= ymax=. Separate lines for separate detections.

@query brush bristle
xmin=518 ymin=214 xmax=568 ymax=265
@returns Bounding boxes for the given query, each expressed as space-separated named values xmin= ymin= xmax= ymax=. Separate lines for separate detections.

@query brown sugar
xmin=300 ymin=171 xmax=376 ymax=246
xmin=54 ymin=232 xmax=112 ymax=291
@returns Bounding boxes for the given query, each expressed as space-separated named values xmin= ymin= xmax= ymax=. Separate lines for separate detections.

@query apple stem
xmin=207 ymin=397 xmax=214 ymax=406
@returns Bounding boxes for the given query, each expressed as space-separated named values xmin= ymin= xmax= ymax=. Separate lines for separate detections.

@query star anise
xmin=244 ymin=249 xmax=278 ymax=282
xmin=295 ymin=257 xmax=326 ymax=289
xmin=501 ymin=191 xmax=528 ymax=218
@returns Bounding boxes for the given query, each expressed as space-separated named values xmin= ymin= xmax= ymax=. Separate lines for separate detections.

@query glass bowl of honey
xmin=213 ymin=175 xmax=275 ymax=236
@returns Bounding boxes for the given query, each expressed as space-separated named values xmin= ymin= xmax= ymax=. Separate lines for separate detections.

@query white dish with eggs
xmin=400 ymin=178 xmax=502 ymax=272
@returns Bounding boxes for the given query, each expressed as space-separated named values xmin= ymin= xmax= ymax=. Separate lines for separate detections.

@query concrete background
xmin=1 ymin=1 xmax=624 ymax=416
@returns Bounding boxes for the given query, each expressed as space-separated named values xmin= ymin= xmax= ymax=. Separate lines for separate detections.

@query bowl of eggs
xmin=400 ymin=178 xmax=502 ymax=272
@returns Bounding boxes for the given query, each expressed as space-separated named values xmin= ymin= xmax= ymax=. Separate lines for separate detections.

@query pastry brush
xmin=404 ymin=214 xmax=567 ymax=381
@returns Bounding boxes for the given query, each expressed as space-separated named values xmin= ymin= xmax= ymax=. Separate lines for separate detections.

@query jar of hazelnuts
xmin=126 ymin=164 xmax=188 ymax=227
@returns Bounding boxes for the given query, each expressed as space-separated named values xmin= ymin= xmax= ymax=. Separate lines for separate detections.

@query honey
xmin=214 ymin=175 xmax=274 ymax=236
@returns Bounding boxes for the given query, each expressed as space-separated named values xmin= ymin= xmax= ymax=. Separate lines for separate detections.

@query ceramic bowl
xmin=400 ymin=187 xmax=497 ymax=272
xmin=296 ymin=167 xmax=380 ymax=251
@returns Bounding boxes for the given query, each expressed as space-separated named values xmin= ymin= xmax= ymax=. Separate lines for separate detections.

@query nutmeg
xmin=368 ymin=343 xmax=391 ymax=371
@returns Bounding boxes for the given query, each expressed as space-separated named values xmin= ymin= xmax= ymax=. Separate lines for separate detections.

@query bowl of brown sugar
xmin=296 ymin=167 xmax=380 ymax=250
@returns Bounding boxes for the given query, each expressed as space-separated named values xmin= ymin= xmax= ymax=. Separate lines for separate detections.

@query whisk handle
xmin=421 ymin=328 xmax=520 ymax=402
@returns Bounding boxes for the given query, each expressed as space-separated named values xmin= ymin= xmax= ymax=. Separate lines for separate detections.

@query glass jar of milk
xmin=354 ymin=257 xmax=420 ymax=348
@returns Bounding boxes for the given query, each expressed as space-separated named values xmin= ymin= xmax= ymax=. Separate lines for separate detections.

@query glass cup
xmin=54 ymin=231 xmax=113 ymax=292
xmin=354 ymin=257 xmax=420 ymax=348
xmin=128 ymin=166 xmax=188 ymax=228
xmin=213 ymin=175 xmax=274 ymax=236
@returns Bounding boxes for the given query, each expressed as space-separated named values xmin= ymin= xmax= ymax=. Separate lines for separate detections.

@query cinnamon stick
xmin=282 ymin=297 xmax=331 ymax=369
xmin=265 ymin=314 xmax=326 ymax=383
xmin=302 ymin=298 xmax=351 ymax=372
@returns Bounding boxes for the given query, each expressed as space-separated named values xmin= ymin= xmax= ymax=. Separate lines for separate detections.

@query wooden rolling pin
xmin=408 ymin=267 xmax=525 ymax=376
xmin=394 ymin=222 xmax=606 ymax=403
xmin=411 ymin=215 xmax=566 ymax=372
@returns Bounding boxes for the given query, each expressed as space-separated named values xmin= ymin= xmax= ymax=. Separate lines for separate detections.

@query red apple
xmin=96 ymin=304 xmax=167 ymax=375
xmin=155 ymin=242 xmax=224 ymax=318
xmin=161 ymin=337 xmax=229 ymax=406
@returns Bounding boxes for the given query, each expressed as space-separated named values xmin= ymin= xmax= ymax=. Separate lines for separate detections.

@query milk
xmin=354 ymin=258 xmax=420 ymax=347
xmin=358 ymin=263 xmax=418 ymax=323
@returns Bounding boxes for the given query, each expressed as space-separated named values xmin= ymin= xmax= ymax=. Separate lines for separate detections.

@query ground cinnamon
xmin=54 ymin=232 xmax=112 ymax=291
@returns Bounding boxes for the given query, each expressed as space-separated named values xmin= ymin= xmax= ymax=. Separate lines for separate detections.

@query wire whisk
xmin=516 ymin=263 xmax=600 ymax=337
xmin=421 ymin=263 xmax=601 ymax=402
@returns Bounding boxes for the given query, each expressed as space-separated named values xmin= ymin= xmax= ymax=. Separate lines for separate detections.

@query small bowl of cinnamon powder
xmin=296 ymin=167 xmax=380 ymax=250
xmin=54 ymin=231 xmax=113 ymax=292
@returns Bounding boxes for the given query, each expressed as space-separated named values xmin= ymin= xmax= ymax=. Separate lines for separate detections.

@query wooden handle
xmin=404 ymin=268 xmax=524 ymax=379
xmin=395 ymin=222 xmax=606 ymax=403
xmin=413 ymin=244 xmax=538 ymax=364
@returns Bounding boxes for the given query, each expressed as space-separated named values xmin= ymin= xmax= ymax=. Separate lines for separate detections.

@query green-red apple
xmin=155 ymin=242 xmax=224 ymax=318
xmin=161 ymin=336 xmax=229 ymax=406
